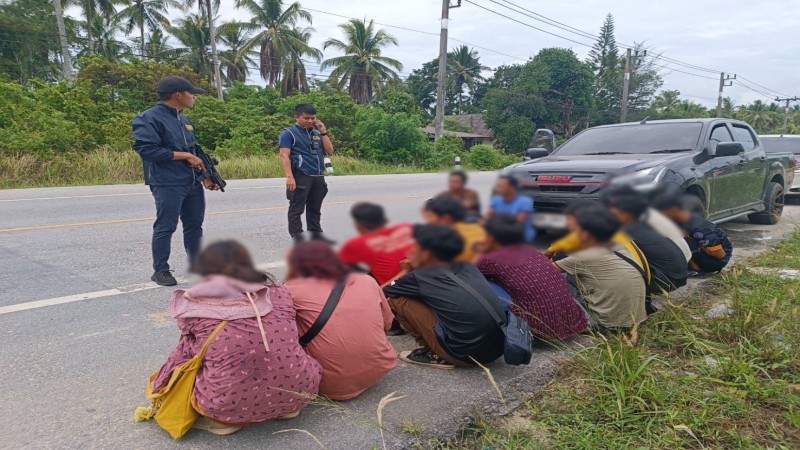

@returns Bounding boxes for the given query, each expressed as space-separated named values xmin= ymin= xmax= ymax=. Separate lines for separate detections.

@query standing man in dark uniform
xmin=279 ymin=104 xmax=335 ymax=244
xmin=132 ymin=76 xmax=219 ymax=286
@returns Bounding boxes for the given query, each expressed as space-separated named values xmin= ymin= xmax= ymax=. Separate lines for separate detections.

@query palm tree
xmin=721 ymin=97 xmax=736 ymax=119
xmin=53 ymin=0 xmax=74 ymax=83
xmin=652 ymin=90 xmax=681 ymax=115
xmin=77 ymin=14 xmax=131 ymax=61
xmin=674 ymin=100 xmax=708 ymax=118
xmin=77 ymin=0 xmax=126 ymax=55
xmin=138 ymin=28 xmax=172 ymax=60
xmin=321 ymin=19 xmax=403 ymax=104
xmin=117 ymin=0 xmax=179 ymax=56
xmin=279 ymin=26 xmax=321 ymax=96
xmin=168 ymin=13 xmax=228 ymax=81
xmin=234 ymin=0 xmax=315 ymax=87
xmin=738 ymin=100 xmax=780 ymax=133
xmin=218 ymin=21 xmax=259 ymax=83
xmin=447 ymin=45 xmax=487 ymax=114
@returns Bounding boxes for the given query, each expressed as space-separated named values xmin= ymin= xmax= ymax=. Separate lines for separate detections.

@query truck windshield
xmin=555 ymin=123 xmax=704 ymax=156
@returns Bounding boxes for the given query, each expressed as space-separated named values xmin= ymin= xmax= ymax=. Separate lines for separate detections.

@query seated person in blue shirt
xmin=653 ymin=196 xmax=733 ymax=275
xmin=484 ymin=175 xmax=535 ymax=242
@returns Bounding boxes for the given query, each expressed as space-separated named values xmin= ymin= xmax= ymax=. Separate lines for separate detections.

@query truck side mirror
xmin=713 ymin=142 xmax=745 ymax=158
xmin=524 ymin=148 xmax=549 ymax=160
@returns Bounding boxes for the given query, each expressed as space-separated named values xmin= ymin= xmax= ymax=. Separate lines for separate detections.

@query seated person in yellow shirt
xmin=546 ymin=212 xmax=650 ymax=285
xmin=422 ymin=196 xmax=486 ymax=263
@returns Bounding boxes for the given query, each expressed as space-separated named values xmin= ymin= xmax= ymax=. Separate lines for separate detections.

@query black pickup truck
xmin=501 ymin=119 xmax=795 ymax=229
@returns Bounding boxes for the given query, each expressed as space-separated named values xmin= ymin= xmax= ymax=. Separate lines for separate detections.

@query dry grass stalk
xmin=376 ymin=391 xmax=406 ymax=450
xmin=470 ymin=357 xmax=505 ymax=403
xmin=273 ymin=429 xmax=328 ymax=449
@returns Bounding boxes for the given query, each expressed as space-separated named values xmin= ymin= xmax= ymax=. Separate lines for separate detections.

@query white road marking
xmin=0 ymin=261 xmax=286 ymax=316
xmin=0 ymin=178 xmax=396 ymax=203
xmin=77 ymin=326 xmax=135 ymax=339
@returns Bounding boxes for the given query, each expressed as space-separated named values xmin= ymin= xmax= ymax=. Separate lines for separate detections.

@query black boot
xmin=310 ymin=233 xmax=336 ymax=245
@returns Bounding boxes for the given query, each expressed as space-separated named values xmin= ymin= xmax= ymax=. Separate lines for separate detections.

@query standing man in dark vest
xmin=132 ymin=76 xmax=219 ymax=287
xmin=279 ymin=104 xmax=335 ymax=244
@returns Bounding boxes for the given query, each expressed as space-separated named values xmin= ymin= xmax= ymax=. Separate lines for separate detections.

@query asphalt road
xmin=1 ymin=173 xmax=796 ymax=449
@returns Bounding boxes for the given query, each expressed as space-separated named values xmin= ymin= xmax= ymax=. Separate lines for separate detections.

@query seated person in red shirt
xmin=476 ymin=214 xmax=588 ymax=342
xmin=339 ymin=202 xmax=415 ymax=286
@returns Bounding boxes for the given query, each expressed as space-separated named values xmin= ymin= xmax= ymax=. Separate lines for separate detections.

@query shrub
xmin=354 ymin=108 xmax=430 ymax=165
xmin=465 ymin=144 xmax=504 ymax=170
xmin=423 ymin=135 xmax=464 ymax=169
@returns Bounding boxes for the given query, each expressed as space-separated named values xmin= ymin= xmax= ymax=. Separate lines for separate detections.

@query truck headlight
xmin=609 ymin=167 xmax=666 ymax=189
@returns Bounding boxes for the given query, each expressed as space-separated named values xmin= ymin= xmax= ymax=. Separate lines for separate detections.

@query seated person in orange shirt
xmin=286 ymin=241 xmax=397 ymax=401
xmin=422 ymin=195 xmax=486 ymax=263
xmin=338 ymin=202 xmax=415 ymax=286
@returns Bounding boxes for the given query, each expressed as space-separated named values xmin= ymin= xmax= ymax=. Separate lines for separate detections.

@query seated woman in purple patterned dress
xmin=150 ymin=240 xmax=322 ymax=436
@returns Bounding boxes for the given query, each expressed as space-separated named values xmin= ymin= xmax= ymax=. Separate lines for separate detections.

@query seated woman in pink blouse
xmin=150 ymin=241 xmax=321 ymax=436
xmin=285 ymin=241 xmax=397 ymax=401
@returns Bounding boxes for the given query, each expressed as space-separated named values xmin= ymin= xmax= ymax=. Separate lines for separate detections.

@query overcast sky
xmin=75 ymin=0 xmax=800 ymax=108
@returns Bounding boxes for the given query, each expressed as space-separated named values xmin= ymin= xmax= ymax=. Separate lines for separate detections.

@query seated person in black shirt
xmin=654 ymin=196 xmax=733 ymax=275
xmin=604 ymin=190 xmax=688 ymax=294
xmin=383 ymin=224 xmax=505 ymax=370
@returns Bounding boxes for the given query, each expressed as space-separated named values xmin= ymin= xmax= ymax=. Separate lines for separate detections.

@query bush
xmin=354 ymin=108 xmax=430 ymax=165
xmin=464 ymin=144 xmax=506 ymax=170
xmin=423 ymin=135 xmax=464 ymax=169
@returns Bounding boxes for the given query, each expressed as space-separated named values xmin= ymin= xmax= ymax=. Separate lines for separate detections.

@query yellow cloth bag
xmin=136 ymin=320 xmax=227 ymax=440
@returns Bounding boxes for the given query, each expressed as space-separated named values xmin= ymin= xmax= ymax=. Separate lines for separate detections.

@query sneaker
xmin=310 ymin=233 xmax=336 ymax=245
xmin=192 ymin=416 xmax=242 ymax=436
xmin=276 ymin=411 xmax=300 ymax=420
xmin=399 ymin=348 xmax=455 ymax=370
xmin=386 ymin=319 xmax=406 ymax=336
xmin=151 ymin=271 xmax=177 ymax=286
xmin=292 ymin=233 xmax=305 ymax=245
xmin=687 ymin=270 xmax=705 ymax=278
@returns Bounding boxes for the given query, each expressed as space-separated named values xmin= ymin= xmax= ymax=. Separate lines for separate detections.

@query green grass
xmin=0 ymin=148 xmax=473 ymax=189
xmin=445 ymin=235 xmax=800 ymax=449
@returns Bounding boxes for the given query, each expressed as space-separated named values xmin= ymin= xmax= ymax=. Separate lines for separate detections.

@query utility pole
xmin=776 ymin=96 xmax=799 ymax=135
xmin=619 ymin=48 xmax=645 ymax=123
xmin=205 ymin=0 xmax=224 ymax=100
xmin=716 ymin=72 xmax=735 ymax=117
xmin=619 ymin=48 xmax=632 ymax=123
xmin=434 ymin=0 xmax=461 ymax=141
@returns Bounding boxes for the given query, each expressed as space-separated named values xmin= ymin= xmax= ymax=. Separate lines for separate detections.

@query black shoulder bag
xmin=444 ymin=271 xmax=533 ymax=366
xmin=299 ymin=277 xmax=348 ymax=347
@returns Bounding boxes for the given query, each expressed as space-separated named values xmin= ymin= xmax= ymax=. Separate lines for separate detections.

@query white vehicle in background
xmin=761 ymin=135 xmax=800 ymax=194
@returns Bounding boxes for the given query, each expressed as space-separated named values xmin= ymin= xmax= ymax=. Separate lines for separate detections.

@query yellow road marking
xmin=0 ymin=194 xmax=429 ymax=234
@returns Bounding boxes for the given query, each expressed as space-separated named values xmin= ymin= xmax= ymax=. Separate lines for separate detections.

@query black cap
xmin=156 ymin=76 xmax=206 ymax=95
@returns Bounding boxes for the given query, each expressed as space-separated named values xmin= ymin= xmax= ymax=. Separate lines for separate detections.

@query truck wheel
xmin=748 ymin=182 xmax=784 ymax=225
xmin=681 ymin=194 xmax=706 ymax=218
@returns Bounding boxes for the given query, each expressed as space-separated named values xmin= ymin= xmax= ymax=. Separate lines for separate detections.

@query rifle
xmin=194 ymin=145 xmax=227 ymax=192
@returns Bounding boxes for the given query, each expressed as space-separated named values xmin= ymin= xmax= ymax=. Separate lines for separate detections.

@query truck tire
xmin=681 ymin=194 xmax=706 ymax=218
xmin=748 ymin=182 xmax=784 ymax=225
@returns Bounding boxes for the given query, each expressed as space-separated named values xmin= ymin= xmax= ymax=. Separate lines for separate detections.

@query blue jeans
xmin=149 ymin=184 xmax=205 ymax=272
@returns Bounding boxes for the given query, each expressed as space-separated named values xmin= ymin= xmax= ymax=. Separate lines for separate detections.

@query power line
xmin=736 ymin=75 xmax=790 ymax=98
xmin=734 ymin=79 xmax=780 ymax=100
xmin=489 ymin=0 xmax=597 ymax=40
xmin=303 ymin=6 xmax=527 ymax=62
xmin=649 ymin=63 xmax=718 ymax=80
xmin=461 ymin=0 xmax=595 ymax=48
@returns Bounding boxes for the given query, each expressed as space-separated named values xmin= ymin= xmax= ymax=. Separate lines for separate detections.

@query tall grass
xmin=452 ymin=234 xmax=800 ymax=449
xmin=0 ymin=148 xmax=466 ymax=189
